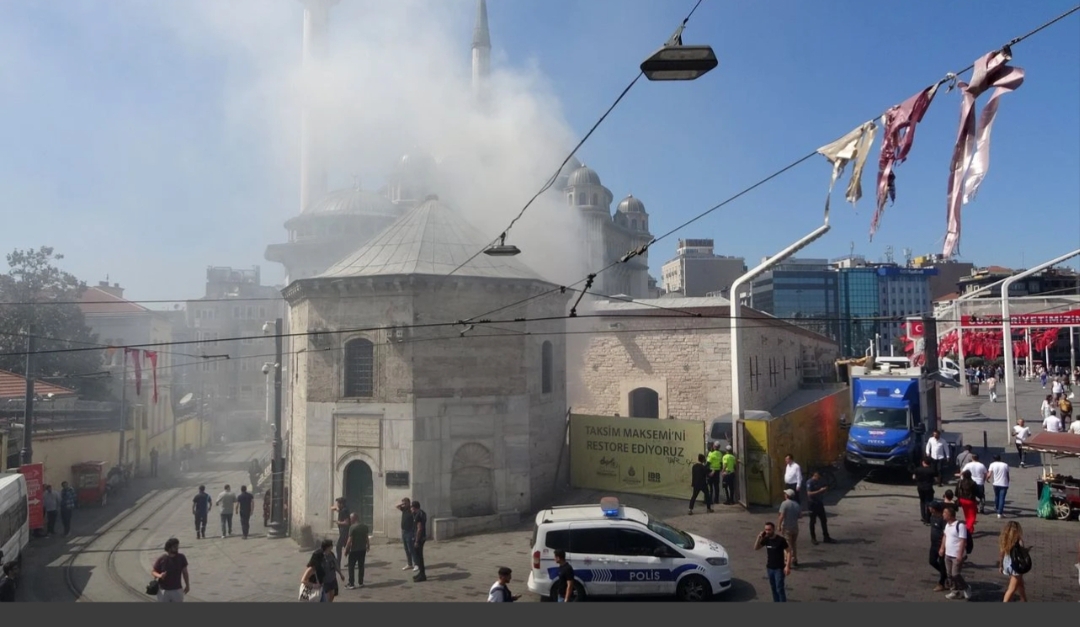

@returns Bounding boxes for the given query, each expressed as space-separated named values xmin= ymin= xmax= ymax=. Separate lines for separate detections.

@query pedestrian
xmin=927 ymin=502 xmax=949 ymax=592
xmin=805 ymin=471 xmax=834 ymax=544
xmin=332 ymin=497 xmax=351 ymax=564
xmin=263 ymin=489 xmax=272 ymax=527
xmin=706 ymin=443 xmax=722 ymax=506
xmin=192 ymin=485 xmax=212 ymax=539
xmin=1071 ymin=415 xmax=1080 ymax=435
xmin=216 ymin=485 xmax=236 ymax=538
xmin=151 ymin=538 xmax=190 ymax=602
xmin=411 ymin=501 xmax=428 ymax=582
xmin=344 ymin=513 xmax=369 ymax=589
xmin=1044 ymin=409 xmax=1064 ymax=433
xmin=754 ymin=522 xmax=792 ymax=602
xmin=299 ymin=540 xmax=332 ymax=603
xmin=782 ymin=454 xmax=802 ymax=504
xmin=0 ymin=562 xmax=18 ymax=602
xmin=323 ymin=542 xmax=343 ymax=602
xmin=1053 ymin=376 xmax=1064 ymax=398
xmin=987 ymin=454 xmax=1010 ymax=518
xmin=42 ymin=485 xmax=59 ymax=535
xmin=553 ymin=550 xmax=575 ymax=602
xmin=997 ymin=521 xmax=1028 ymax=602
xmin=487 ymin=566 xmax=521 ymax=602
xmin=925 ymin=431 xmax=948 ymax=486
xmin=1041 ymin=394 xmax=1055 ymax=420
xmin=961 ymin=454 xmax=988 ymax=514
xmin=721 ymin=445 xmax=737 ymax=505
xmin=956 ymin=470 xmax=978 ymax=535
xmin=913 ymin=457 xmax=937 ymax=524
xmin=59 ymin=481 xmax=76 ymax=536
xmin=150 ymin=448 xmax=159 ymax=478
xmin=236 ymin=485 xmax=254 ymax=539
xmin=777 ymin=489 xmax=800 ymax=567
xmin=1013 ymin=419 xmax=1032 ymax=468
xmin=955 ymin=445 xmax=974 ymax=474
xmin=689 ymin=453 xmax=713 ymax=514
xmin=940 ymin=505 xmax=971 ymax=600
xmin=396 ymin=497 xmax=417 ymax=572
xmin=987 ymin=374 xmax=998 ymax=402
xmin=1060 ymin=395 xmax=1073 ymax=425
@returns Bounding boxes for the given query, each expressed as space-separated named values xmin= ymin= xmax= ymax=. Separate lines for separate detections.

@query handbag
xmin=298 ymin=582 xmax=324 ymax=602
xmin=146 ymin=578 xmax=160 ymax=596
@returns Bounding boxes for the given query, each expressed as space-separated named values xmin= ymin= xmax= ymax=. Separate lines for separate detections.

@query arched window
xmin=343 ymin=338 xmax=374 ymax=398
xmin=576 ymin=193 xmax=586 ymax=206
xmin=541 ymin=341 xmax=553 ymax=394
xmin=629 ymin=387 xmax=659 ymax=419
xmin=591 ymin=193 xmax=598 ymax=206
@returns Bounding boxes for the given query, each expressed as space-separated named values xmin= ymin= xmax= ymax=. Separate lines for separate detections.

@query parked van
xmin=876 ymin=355 xmax=960 ymax=381
xmin=0 ymin=472 xmax=30 ymax=565
xmin=527 ymin=498 xmax=733 ymax=602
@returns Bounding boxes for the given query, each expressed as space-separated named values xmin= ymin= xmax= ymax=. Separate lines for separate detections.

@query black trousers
xmin=413 ymin=541 xmax=426 ymax=577
xmin=918 ymin=487 xmax=935 ymax=523
xmin=46 ymin=510 xmax=58 ymax=534
xmin=1015 ymin=444 xmax=1026 ymax=465
xmin=220 ymin=513 xmax=233 ymax=536
xmin=707 ymin=472 xmax=721 ymax=505
xmin=722 ymin=472 xmax=736 ymax=504
xmin=689 ymin=487 xmax=712 ymax=511
xmin=808 ymin=501 xmax=830 ymax=540
xmin=336 ymin=528 xmax=349 ymax=564
xmin=929 ymin=547 xmax=948 ymax=586
xmin=239 ymin=512 xmax=251 ymax=538
xmin=60 ymin=508 xmax=73 ymax=535
xmin=195 ymin=511 xmax=208 ymax=536
xmin=933 ymin=459 xmax=947 ymax=485
xmin=348 ymin=550 xmax=366 ymax=586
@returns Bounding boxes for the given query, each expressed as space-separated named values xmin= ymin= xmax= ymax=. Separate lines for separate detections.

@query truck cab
xmin=844 ymin=368 xmax=926 ymax=471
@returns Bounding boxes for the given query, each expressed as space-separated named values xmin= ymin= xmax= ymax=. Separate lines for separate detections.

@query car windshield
xmin=853 ymin=406 xmax=908 ymax=430
xmin=646 ymin=516 xmax=694 ymax=549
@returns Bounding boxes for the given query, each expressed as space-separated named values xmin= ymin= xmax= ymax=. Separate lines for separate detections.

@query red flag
xmin=144 ymin=351 xmax=159 ymax=404
xmin=125 ymin=348 xmax=142 ymax=396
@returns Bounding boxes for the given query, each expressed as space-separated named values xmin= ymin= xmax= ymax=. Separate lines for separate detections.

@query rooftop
xmin=79 ymin=286 xmax=150 ymax=315
xmin=0 ymin=369 xmax=78 ymax=400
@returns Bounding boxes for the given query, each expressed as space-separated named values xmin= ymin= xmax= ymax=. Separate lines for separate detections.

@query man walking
xmin=151 ymin=538 xmax=190 ymax=602
xmin=960 ymin=454 xmax=988 ymax=514
xmin=721 ymin=446 xmax=738 ymax=505
xmin=925 ymin=430 xmax=948 ymax=486
xmin=689 ymin=453 xmax=713 ymax=514
xmin=987 ymin=454 xmax=1010 ymax=518
xmin=411 ymin=501 xmax=428 ymax=582
xmin=940 ymin=505 xmax=970 ymax=600
xmin=59 ymin=481 xmax=77 ymax=536
xmin=332 ymin=497 xmax=351 ymax=565
xmin=805 ymin=471 xmax=834 ymax=544
xmin=913 ymin=458 xmax=937 ymax=524
xmin=782 ymin=454 xmax=802 ymax=504
xmin=192 ymin=485 xmax=212 ymax=539
xmin=1013 ymin=419 xmax=1032 ymax=468
xmin=236 ymin=485 xmax=254 ymax=539
xmin=553 ymin=550 xmax=575 ymax=602
xmin=216 ymin=485 xmax=236 ymax=538
xmin=928 ymin=502 xmax=949 ymax=592
xmin=344 ymin=513 xmax=369 ymax=589
xmin=487 ymin=567 xmax=521 ymax=602
xmin=149 ymin=448 xmax=159 ymax=478
xmin=42 ymin=485 xmax=59 ymax=535
xmin=987 ymin=374 xmax=998 ymax=402
xmin=705 ymin=443 xmax=723 ymax=505
xmin=777 ymin=489 xmax=801 ymax=566
xmin=754 ymin=522 xmax=792 ymax=602
xmin=397 ymin=498 xmax=417 ymax=572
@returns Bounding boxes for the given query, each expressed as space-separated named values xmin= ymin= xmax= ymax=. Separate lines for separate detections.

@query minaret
xmin=471 ymin=0 xmax=491 ymax=105
xmin=299 ymin=0 xmax=339 ymax=214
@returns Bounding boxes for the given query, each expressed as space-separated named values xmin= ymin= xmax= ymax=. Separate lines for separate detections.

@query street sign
xmin=19 ymin=463 xmax=44 ymax=530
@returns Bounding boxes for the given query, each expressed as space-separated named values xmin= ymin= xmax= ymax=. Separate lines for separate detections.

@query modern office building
xmin=837 ymin=267 xmax=880 ymax=357
xmin=876 ymin=266 xmax=937 ymax=347
xmin=910 ymin=254 xmax=975 ymax=301
xmin=660 ymin=239 xmax=747 ymax=298
xmin=749 ymin=259 xmax=840 ymax=345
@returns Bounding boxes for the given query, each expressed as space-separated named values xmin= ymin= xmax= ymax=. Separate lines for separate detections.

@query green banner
xmin=569 ymin=414 xmax=705 ymax=499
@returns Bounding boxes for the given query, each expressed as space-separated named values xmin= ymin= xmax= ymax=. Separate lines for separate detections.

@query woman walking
xmin=956 ymin=471 xmax=979 ymax=535
xmin=998 ymin=521 xmax=1028 ymax=602
xmin=299 ymin=540 xmax=335 ymax=602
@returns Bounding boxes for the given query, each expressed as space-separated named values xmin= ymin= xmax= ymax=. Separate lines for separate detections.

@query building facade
xmin=837 ymin=267 xmax=880 ymax=357
xmin=910 ymin=254 xmax=975 ymax=301
xmin=660 ymin=239 xmax=746 ymax=298
xmin=749 ymin=259 xmax=841 ymax=344
xmin=877 ymin=267 xmax=936 ymax=347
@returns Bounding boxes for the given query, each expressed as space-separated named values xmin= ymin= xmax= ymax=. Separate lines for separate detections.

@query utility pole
xmin=268 ymin=318 xmax=286 ymax=539
xmin=20 ymin=333 xmax=35 ymax=466
xmin=118 ymin=349 xmax=128 ymax=465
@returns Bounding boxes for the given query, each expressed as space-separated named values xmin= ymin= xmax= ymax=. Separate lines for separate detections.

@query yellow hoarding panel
xmin=569 ymin=414 xmax=705 ymax=500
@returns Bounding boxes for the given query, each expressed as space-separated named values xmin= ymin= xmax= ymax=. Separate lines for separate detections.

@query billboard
xmin=961 ymin=309 xmax=1080 ymax=328
xmin=19 ymin=463 xmax=44 ymax=531
xmin=569 ymin=414 xmax=705 ymax=500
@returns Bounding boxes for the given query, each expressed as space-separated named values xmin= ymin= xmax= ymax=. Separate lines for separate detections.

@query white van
xmin=0 ymin=472 xmax=29 ymax=565
xmin=526 ymin=498 xmax=733 ymax=602
xmin=876 ymin=355 xmax=960 ymax=381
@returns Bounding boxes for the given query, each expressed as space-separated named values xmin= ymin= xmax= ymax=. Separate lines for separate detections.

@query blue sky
xmin=1 ymin=0 xmax=1078 ymax=303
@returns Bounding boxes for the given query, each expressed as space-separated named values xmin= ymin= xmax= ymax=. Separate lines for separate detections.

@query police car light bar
xmin=600 ymin=497 xmax=620 ymax=517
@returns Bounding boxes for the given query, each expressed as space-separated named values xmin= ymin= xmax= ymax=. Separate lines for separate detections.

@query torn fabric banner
xmin=144 ymin=350 xmax=159 ymax=404
xmin=871 ymin=83 xmax=940 ymax=240
xmin=816 ymin=121 xmax=877 ymax=220
xmin=943 ymin=47 xmax=1024 ymax=257
xmin=125 ymin=347 xmax=143 ymax=396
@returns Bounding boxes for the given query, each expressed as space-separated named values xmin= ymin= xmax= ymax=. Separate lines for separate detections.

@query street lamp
xmin=640 ymin=24 xmax=718 ymax=81
xmin=484 ymin=232 xmax=521 ymax=257
xmin=263 ymin=319 xmax=286 ymax=539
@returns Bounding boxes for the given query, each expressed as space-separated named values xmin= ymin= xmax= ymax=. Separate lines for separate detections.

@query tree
xmin=0 ymin=247 xmax=110 ymax=400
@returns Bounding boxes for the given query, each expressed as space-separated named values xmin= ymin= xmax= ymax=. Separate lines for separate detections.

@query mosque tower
xmin=471 ymin=0 xmax=491 ymax=106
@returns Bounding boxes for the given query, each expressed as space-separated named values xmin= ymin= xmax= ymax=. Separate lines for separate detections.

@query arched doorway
xmin=344 ymin=460 xmax=374 ymax=529
xmin=628 ymin=387 xmax=659 ymax=419
xmin=450 ymin=443 xmax=495 ymax=518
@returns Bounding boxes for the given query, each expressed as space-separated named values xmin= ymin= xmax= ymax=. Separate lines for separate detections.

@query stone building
xmin=283 ymin=195 xmax=569 ymax=539
xmin=568 ymin=297 xmax=839 ymax=422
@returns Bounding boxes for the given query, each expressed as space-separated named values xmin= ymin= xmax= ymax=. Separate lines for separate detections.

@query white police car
xmin=526 ymin=497 xmax=732 ymax=602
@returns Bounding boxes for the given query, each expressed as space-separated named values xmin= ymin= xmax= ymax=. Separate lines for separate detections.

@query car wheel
xmin=676 ymin=575 xmax=712 ymax=602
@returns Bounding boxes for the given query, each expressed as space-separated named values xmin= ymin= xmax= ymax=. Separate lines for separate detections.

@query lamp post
xmin=20 ymin=332 xmax=34 ymax=466
xmin=949 ymin=276 xmax=1012 ymax=395
xmin=263 ymin=319 xmax=286 ymax=539
xmin=730 ymin=222 xmax=831 ymax=507
xmin=640 ymin=24 xmax=718 ymax=81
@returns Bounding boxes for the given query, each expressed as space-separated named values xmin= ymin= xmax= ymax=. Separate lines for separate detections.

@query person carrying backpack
xmin=998 ymin=521 xmax=1030 ymax=602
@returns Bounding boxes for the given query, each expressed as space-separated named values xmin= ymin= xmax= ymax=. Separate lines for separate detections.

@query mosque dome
xmin=567 ymin=164 xmax=602 ymax=188
xmin=616 ymin=195 xmax=646 ymax=214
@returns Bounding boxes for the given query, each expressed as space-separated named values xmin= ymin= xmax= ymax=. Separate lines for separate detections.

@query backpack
xmin=1009 ymin=544 xmax=1032 ymax=574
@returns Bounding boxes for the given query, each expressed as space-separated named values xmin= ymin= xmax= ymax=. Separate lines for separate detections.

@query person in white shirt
xmin=1052 ymin=378 xmax=1064 ymax=397
xmin=1070 ymin=418 xmax=1080 ymax=435
xmin=925 ymin=431 xmax=948 ymax=486
xmin=987 ymin=375 xmax=998 ymax=402
xmin=939 ymin=505 xmax=970 ymax=600
xmin=1044 ymin=412 xmax=1064 ymax=433
xmin=487 ymin=567 xmax=520 ymax=602
xmin=1041 ymin=394 xmax=1055 ymax=420
xmin=783 ymin=455 xmax=803 ymax=504
xmin=987 ymin=454 xmax=1010 ymax=518
xmin=960 ymin=454 xmax=989 ymax=514
xmin=1013 ymin=419 xmax=1032 ymax=468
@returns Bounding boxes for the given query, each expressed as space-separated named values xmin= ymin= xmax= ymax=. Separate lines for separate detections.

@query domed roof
xmin=302 ymin=186 xmax=399 ymax=217
xmin=567 ymin=164 xmax=602 ymax=188
xmin=617 ymin=195 xmax=646 ymax=214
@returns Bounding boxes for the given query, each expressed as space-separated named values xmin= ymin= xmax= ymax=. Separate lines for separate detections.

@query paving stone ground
xmin=20 ymin=378 xmax=1080 ymax=602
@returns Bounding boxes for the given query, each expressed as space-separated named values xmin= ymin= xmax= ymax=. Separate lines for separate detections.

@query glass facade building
xmin=838 ymin=268 xmax=880 ymax=356
xmin=751 ymin=265 xmax=840 ymax=344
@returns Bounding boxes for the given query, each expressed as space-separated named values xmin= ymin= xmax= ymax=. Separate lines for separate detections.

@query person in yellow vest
xmin=705 ymin=443 xmax=723 ymax=505
xmin=721 ymin=446 xmax=738 ymax=505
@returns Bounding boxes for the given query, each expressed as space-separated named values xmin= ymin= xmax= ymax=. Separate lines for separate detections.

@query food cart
xmin=71 ymin=461 xmax=110 ymax=507
xmin=1025 ymin=432 xmax=1080 ymax=521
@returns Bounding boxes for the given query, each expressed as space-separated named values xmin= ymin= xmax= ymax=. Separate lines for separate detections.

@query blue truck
xmin=843 ymin=364 xmax=962 ymax=473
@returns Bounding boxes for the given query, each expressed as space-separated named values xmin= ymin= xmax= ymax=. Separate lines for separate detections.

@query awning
xmin=1024 ymin=431 xmax=1080 ymax=457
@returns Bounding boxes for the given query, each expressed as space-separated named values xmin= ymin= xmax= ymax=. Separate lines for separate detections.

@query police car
xmin=526 ymin=497 xmax=732 ymax=602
